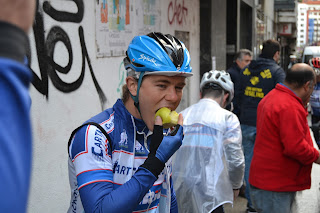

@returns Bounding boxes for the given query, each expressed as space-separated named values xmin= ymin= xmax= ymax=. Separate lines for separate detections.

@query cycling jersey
xmin=172 ymin=98 xmax=244 ymax=213
xmin=68 ymin=99 xmax=176 ymax=213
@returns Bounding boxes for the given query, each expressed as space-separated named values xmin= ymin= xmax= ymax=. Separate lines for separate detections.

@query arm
xmin=223 ymin=115 xmax=245 ymax=190
xmin=0 ymin=1 xmax=35 ymax=212
xmin=279 ymin=108 xmax=319 ymax=165
xmin=274 ymin=67 xmax=286 ymax=84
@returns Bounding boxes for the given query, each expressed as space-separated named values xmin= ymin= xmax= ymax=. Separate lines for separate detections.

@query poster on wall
xmin=95 ymin=0 xmax=160 ymax=57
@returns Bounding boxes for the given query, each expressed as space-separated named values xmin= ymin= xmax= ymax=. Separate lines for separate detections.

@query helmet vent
xmin=147 ymin=32 xmax=184 ymax=69
xmin=216 ymin=73 xmax=221 ymax=79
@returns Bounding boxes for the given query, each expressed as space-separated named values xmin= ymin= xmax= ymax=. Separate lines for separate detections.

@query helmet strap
xmin=129 ymin=71 xmax=145 ymax=113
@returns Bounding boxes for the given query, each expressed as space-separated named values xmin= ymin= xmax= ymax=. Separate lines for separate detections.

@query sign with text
xmin=279 ymin=23 xmax=292 ymax=35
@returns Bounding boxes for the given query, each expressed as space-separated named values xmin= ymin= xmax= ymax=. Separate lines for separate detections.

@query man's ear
xmin=223 ymin=93 xmax=230 ymax=108
xmin=305 ymin=80 xmax=313 ymax=90
xmin=126 ymin=77 xmax=138 ymax=96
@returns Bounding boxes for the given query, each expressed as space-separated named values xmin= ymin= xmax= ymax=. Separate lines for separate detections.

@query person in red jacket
xmin=249 ymin=63 xmax=320 ymax=213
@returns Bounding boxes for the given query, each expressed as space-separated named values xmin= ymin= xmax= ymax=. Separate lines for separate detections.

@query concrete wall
xmin=264 ymin=0 xmax=275 ymax=39
xmin=27 ymin=0 xmax=200 ymax=212
xmin=211 ymin=0 xmax=227 ymax=70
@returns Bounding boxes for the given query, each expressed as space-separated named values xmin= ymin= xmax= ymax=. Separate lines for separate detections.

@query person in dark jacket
xmin=227 ymin=49 xmax=253 ymax=117
xmin=239 ymin=39 xmax=285 ymax=213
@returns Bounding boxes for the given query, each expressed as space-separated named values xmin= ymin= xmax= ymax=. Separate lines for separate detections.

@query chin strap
xmin=129 ymin=71 xmax=145 ymax=113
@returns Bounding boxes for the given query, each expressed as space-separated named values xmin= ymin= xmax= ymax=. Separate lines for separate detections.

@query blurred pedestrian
xmin=288 ymin=54 xmax=297 ymax=70
xmin=172 ymin=70 xmax=245 ymax=213
xmin=239 ymin=39 xmax=285 ymax=213
xmin=249 ymin=63 xmax=320 ymax=213
xmin=0 ymin=0 xmax=36 ymax=212
xmin=309 ymin=57 xmax=320 ymax=148
xmin=227 ymin=49 xmax=253 ymax=117
xmin=67 ymin=32 xmax=192 ymax=213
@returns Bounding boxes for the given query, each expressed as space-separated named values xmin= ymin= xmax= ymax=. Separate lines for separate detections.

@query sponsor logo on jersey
xmin=91 ymin=129 xmax=105 ymax=161
xmin=134 ymin=140 xmax=145 ymax=154
xmin=119 ymin=129 xmax=128 ymax=148
xmin=101 ymin=112 xmax=115 ymax=133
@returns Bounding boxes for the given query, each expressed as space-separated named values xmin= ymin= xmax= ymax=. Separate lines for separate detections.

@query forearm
xmin=224 ymin=143 xmax=245 ymax=189
xmin=80 ymin=167 xmax=157 ymax=213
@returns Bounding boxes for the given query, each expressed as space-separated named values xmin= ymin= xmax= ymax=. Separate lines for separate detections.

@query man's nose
xmin=165 ymin=86 xmax=179 ymax=101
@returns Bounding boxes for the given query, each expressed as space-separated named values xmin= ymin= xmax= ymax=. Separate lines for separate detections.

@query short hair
xmin=234 ymin=49 xmax=253 ymax=61
xmin=260 ymin=39 xmax=280 ymax=59
xmin=285 ymin=67 xmax=315 ymax=89
xmin=121 ymin=84 xmax=131 ymax=103
xmin=201 ymin=84 xmax=224 ymax=99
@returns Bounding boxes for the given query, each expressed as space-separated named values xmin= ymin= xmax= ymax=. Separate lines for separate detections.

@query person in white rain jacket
xmin=172 ymin=70 xmax=245 ymax=213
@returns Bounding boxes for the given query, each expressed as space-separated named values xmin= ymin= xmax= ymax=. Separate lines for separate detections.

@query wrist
xmin=140 ymin=154 xmax=165 ymax=177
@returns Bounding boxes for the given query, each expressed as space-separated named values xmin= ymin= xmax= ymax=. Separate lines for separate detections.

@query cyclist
xmin=309 ymin=57 xmax=320 ymax=148
xmin=67 ymin=32 xmax=193 ymax=213
xmin=172 ymin=70 xmax=245 ymax=213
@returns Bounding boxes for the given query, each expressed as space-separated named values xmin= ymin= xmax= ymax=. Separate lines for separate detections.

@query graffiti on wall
xmin=167 ymin=0 xmax=188 ymax=26
xmin=30 ymin=0 xmax=107 ymax=109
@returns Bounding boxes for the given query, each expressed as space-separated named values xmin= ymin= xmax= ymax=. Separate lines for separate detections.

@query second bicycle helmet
xmin=200 ymin=70 xmax=234 ymax=106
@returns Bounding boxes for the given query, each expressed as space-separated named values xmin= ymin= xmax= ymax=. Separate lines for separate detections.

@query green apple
xmin=155 ymin=107 xmax=179 ymax=129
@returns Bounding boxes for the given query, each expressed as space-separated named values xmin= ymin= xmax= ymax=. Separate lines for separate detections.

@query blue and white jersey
xmin=310 ymin=82 xmax=320 ymax=117
xmin=68 ymin=99 xmax=174 ymax=213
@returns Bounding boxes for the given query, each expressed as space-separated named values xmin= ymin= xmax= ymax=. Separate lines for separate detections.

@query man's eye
xmin=176 ymin=87 xmax=183 ymax=91
xmin=158 ymin=84 xmax=166 ymax=88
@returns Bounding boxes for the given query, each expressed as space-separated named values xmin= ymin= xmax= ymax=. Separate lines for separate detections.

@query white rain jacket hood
xmin=172 ymin=98 xmax=245 ymax=213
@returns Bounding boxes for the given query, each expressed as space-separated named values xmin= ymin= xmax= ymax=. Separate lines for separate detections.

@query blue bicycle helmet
xmin=123 ymin=32 xmax=193 ymax=109
xmin=124 ymin=32 xmax=192 ymax=76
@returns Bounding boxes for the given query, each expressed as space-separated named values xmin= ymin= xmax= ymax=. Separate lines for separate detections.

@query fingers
xmin=155 ymin=115 xmax=163 ymax=126
xmin=177 ymin=113 xmax=183 ymax=126
xmin=170 ymin=124 xmax=184 ymax=137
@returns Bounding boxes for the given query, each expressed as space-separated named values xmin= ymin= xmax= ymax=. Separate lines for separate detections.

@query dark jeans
xmin=241 ymin=124 xmax=256 ymax=208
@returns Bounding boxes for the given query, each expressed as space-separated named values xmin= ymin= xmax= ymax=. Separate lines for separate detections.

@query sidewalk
xmin=224 ymin=196 xmax=247 ymax=213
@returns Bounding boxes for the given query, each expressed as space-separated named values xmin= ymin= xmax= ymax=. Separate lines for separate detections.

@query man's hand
xmin=141 ymin=114 xmax=184 ymax=177
xmin=0 ymin=0 xmax=36 ymax=33
xmin=154 ymin=114 xmax=183 ymax=163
